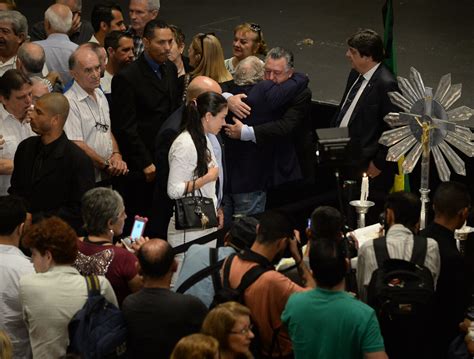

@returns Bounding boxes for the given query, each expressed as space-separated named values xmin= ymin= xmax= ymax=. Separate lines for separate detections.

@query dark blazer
xmin=252 ymin=85 xmax=313 ymax=185
xmin=226 ymin=73 xmax=310 ymax=191
xmin=9 ymin=132 xmax=95 ymax=232
xmin=111 ymin=54 xmax=181 ymax=173
xmin=331 ymin=65 xmax=400 ymax=172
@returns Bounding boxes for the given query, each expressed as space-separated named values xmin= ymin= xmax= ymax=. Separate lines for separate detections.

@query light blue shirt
xmin=35 ymin=33 xmax=78 ymax=84
xmin=174 ymin=245 xmax=235 ymax=307
xmin=207 ymin=134 xmax=224 ymax=207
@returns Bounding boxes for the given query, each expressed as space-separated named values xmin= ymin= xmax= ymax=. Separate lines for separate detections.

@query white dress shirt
xmin=0 ymin=105 xmax=35 ymax=195
xmin=339 ymin=63 xmax=381 ymax=128
xmin=0 ymin=244 xmax=34 ymax=359
xmin=20 ymin=265 xmax=117 ymax=359
xmin=357 ymin=224 xmax=441 ymax=302
xmin=167 ymin=131 xmax=218 ymax=207
xmin=0 ymin=55 xmax=16 ymax=76
xmin=64 ymin=81 xmax=113 ymax=182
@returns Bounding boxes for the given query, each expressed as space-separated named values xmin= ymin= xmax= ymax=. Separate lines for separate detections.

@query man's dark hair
xmin=91 ymin=2 xmax=123 ymax=33
xmin=309 ymin=238 xmax=346 ymax=288
xmin=0 ymin=69 xmax=32 ymax=99
xmin=137 ymin=240 xmax=175 ymax=278
xmin=0 ymin=196 xmax=27 ymax=236
xmin=385 ymin=191 xmax=421 ymax=231
xmin=104 ymin=30 xmax=132 ymax=51
xmin=347 ymin=29 xmax=384 ymax=63
xmin=310 ymin=206 xmax=343 ymax=240
xmin=143 ymin=19 xmax=170 ymax=40
xmin=433 ymin=181 xmax=471 ymax=218
xmin=256 ymin=210 xmax=293 ymax=245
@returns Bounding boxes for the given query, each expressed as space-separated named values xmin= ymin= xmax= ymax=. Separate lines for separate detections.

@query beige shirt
xmin=20 ymin=265 xmax=118 ymax=359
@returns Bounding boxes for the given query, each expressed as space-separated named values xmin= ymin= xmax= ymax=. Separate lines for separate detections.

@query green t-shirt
xmin=281 ymin=288 xmax=385 ymax=359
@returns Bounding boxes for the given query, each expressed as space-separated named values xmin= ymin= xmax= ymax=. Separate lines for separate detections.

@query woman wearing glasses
xmin=202 ymin=301 xmax=255 ymax=359
xmin=187 ymin=32 xmax=233 ymax=84
xmin=225 ymin=23 xmax=267 ymax=75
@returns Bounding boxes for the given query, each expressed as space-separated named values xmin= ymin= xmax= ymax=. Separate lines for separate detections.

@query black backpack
xmin=367 ymin=235 xmax=435 ymax=319
xmin=68 ymin=275 xmax=128 ymax=359
xmin=210 ymin=252 xmax=271 ymax=308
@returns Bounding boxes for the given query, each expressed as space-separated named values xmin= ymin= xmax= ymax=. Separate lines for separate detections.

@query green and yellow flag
xmin=383 ymin=0 xmax=410 ymax=192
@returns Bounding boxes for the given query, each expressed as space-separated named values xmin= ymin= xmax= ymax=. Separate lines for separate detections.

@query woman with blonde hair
xmin=0 ymin=330 xmax=13 ymax=359
xmin=188 ymin=33 xmax=233 ymax=84
xmin=202 ymin=302 xmax=255 ymax=359
xmin=225 ymin=23 xmax=267 ymax=75
xmin=170 ymin=333 xmax=219 ymax=359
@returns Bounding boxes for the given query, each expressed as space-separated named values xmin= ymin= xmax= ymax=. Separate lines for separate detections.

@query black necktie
xmin=335 ymin=75 xmax=364 ymax=126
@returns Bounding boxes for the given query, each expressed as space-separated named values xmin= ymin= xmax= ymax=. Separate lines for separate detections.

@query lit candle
xmin=360 ymin=173 xmax=369 ymax=202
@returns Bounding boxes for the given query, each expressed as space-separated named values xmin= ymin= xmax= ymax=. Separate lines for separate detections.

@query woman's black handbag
xmin=175 ymin=183 xmax=218 ymax=230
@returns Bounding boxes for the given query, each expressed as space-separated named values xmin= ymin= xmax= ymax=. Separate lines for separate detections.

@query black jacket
xmin=9 ymin=132 xmax=95 ymax=232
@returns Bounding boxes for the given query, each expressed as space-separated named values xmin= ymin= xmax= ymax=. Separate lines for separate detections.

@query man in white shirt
xmin=0 ymin=10 xmax=28 ymax=76
xmin=357 ymin=191 xmax=440 ymax=302
xmin=0 ymin=195 xmax=34 ymax=359
xmin=90 ymin=2 xmax=127 ymax=46
xmin=64 ymin=47 xmax=127 ymax=183
xmin=331 ymin=29 xmax=400 ymax=194
xmin=0 ymin=69 xmax=34 ymax=195
xmin=101 ymin=30 xmax=134 ymax=95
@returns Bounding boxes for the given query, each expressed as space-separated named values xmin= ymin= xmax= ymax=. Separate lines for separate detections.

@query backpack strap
xmin=236 ymin=264 xmax=271 ymax=295
xmin=85 ymin=275 xmax=100 ymax=297
xmin=373 ymin=236 xmax=390 ymax=268
xmin=210 ymin=248 xmax=222 ymax=293
xmin=410 ymin=235 xmax=428 ymax=266
xmin=175 ymin=248 xmax=225 ymax=294
xmin=222 ymin=253 xmax=237 ymax=289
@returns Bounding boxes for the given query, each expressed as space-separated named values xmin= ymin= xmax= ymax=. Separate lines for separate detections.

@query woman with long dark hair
xmin=167 ymin=91 xmax=228 ymax=283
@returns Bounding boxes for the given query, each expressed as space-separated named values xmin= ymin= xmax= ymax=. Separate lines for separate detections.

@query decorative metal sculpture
xmin=380 ymin=67 xmax=474 ymax=229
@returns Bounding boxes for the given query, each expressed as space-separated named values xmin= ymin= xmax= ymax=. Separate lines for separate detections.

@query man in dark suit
xmin=331 ymin=29 xmax=399 ymax=194
xmin=111 ymin=19 xmax=180 ymax=234
xmin=9 ymin=92 xmax=95 ymax=233
xmin=224 ymin=47 xmax=313 ymax=193
xmin=421 ymin=182 xmax=471 ymax=359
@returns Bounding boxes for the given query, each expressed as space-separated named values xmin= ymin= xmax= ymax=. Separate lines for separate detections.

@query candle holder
xmin=349 ymin=200 xmax=375 ymax=228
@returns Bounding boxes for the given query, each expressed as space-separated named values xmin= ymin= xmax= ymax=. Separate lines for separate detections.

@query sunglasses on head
xmin=198 ymin=32 xmax=216 ymax=56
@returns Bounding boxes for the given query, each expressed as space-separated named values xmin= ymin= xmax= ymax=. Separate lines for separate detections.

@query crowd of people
xmin=1 ymin=0 xmax=474 ymax=358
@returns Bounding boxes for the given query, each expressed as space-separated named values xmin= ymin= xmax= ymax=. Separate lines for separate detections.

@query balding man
xmin=122 ymin=239 xmax=207 ymax=359
xmin=34 ymin=4 xmax=79 ymax=84
xmin=150 ymin=76 xmax=223 ymax=238
xmin=9 ymin=92 xmax=95 ymax=232
xmin=128 ymin=0 xmax=159 ymax=57
xmin=64 ymin=47 xmax=127 ymax=184
xmin=30 ymin=76 xmax=50 ymax=103
xmin=30 ymin=0 xmax=94 ymax=45
xmin=0 ymin=10 xmax=28 ymax=76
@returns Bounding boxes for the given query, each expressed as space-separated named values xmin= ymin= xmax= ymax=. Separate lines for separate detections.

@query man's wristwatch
xmin=104 ymin=159 xmax=110 ymax=169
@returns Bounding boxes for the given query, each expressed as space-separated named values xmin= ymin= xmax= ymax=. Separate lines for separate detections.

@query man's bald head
xmin=186 ymin=76 xmax=222 ymax=103
xmin=37 ymin=93 xmax=70 ymax=123
xmin=45 ymin=4 xmax=73 ymax=34
xmin=17 ymin=43 xmax=45 ymax=75
xmin=137 ymin=239 xmax=175 ymax=279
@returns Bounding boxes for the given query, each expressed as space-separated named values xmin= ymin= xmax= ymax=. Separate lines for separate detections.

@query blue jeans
xmin=224 ymin=191 xmax=266 ymax=227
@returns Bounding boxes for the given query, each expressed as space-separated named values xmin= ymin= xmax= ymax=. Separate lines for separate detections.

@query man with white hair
xmin=64 ymin=47 xmax=127 ymax=184
xmin=0 ymin=10 xmax=28 ymax=76
xmin=30 ymin=0 xmax=94 ymax=45
xmin=34 ymin=3 xmax=78 ymax=84
xmin=128 ymin=0 xmax=159 ymax=57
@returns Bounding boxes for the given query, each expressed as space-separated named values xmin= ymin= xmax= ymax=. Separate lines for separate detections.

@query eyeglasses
xmin=197 ymin=32 xmax=216 ymax=57
xmin=249 ymin=23 xmax=261 ymax=35
xmin=94 ymin=122 xmax=109 ymax=133
xmin=230 ymin=324 xmax=253 ymax=336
